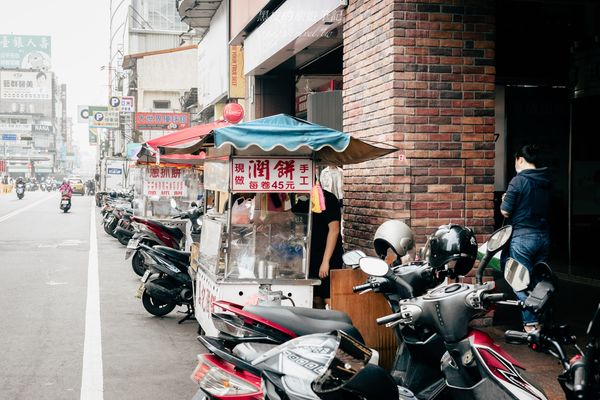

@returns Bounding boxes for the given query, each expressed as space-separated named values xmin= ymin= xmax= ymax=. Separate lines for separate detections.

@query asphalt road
xmin=0 ymin=191 xmax=201 ymax=400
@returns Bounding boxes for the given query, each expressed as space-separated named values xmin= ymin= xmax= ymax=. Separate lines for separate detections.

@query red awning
xmin=145 ymin=120 xmax=230 ymax=150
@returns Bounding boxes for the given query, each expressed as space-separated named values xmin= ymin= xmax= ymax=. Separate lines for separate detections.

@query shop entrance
xmin=497 ymin=0 xmax=600 ymax=279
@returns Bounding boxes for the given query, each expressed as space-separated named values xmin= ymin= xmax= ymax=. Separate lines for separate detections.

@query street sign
xmin=1 ymin=134 xmax=17 ymax=141
xmin=121 ymin=96 xmax=135 ymax=113
xmin=110 ymin=96 xmax=120 ymax=108
xmin=78 ymin=105 xmax=90 ymax=123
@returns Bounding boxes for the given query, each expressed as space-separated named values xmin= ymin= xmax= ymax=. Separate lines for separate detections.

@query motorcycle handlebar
xmin=376 ymin=312 xmax=402 ymax=326
xmin=352 ymin=283 xmax=372 ymax=293
xmin=482 ymin=293 xmax=508 ymax=303
xmin=504 ymin=330 xmax=529 ymax=344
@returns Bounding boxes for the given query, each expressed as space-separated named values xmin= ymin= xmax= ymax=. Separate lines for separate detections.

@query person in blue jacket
xmin=501 ymin=144 xmax=551 ymax=333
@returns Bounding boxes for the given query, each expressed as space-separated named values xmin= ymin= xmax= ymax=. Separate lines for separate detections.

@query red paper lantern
xmin=223 ymin=103 xmax=244 ymax=124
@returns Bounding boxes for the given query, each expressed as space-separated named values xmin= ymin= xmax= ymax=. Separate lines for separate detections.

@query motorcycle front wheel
xmin=131 ymin=251 xmax=147 ymax=277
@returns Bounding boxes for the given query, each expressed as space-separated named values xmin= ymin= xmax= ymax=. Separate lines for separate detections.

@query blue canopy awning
xmin=159 ymin=114 xmax=398 ymax=165
xmin=212 ymin=114 xmax=350 ymax=152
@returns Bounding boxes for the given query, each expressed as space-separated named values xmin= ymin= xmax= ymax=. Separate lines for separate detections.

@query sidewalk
xmin=484 ymin=278 xmax=600 ymax=400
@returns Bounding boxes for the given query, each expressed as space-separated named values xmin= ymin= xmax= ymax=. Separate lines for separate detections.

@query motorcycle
xmin=15 ymin=182 xmax=25 ymax=199
xmin=193 ymin=225 xmax=549 ymax=400
xmin=134 ymin=243 xmax=194 ymax=321
xmin=125 ymin=200 xmax=202 ymax=277
xmin=502 ymin=259 xmax=599 ymax=400
xmin=60 ymin=194 xmax=71 ymax=213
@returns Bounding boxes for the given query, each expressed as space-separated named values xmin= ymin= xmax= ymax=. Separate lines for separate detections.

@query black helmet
xmin=109 ymin=191 xmax=117 ymax=198
xmin=373 ymin=220 xmax=415 ymax=259
xmin=427 ymin=224 xmax=477 ymax=277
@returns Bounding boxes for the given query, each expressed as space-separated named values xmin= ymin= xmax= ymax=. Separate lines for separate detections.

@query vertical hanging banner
xmin=229 ymin=45 xmax=246 ymax=99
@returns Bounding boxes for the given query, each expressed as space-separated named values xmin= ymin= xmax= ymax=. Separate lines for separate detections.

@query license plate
xmin=61 ymin=200 xmax=69 ymax=205
xmin=125 ymin=249 xmax=133 ymax=259
xmin=135 ymin=282 xmax=145 ymax=299
xmin=127 ymin=239 xmax=139 ymax=249
xmin=141 ymin=270 xmax=151 ymax=283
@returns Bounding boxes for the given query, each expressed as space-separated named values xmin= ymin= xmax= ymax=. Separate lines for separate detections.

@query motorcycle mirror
xmin=358 ymin=257 xmax=389 ymax=277
xmin=504 ymin=257 xmax=530 ymax=292
xmin=170 ymin=198 xmax=177 ymax=209
xmin=487 ymin=225 xmax=513 ymax=253
xmin=342 ymin=250 xmax=367 ymax=267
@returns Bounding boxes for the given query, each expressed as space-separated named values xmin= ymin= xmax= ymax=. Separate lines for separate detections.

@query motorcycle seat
xmin=153 ymin=246 xmax=190 ymax=263
xmin=242 ymin=305 xmax=364 ymax=342
xmin=148 ymin=221 xmax=184 ymax=239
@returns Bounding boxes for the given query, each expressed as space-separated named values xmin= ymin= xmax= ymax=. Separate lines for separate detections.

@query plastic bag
xmin=231 ymin=197 xmax=252 ymax=224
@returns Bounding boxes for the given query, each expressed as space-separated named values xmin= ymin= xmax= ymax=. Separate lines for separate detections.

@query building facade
xmin=177 ymin=0 xmax=600 ymax=282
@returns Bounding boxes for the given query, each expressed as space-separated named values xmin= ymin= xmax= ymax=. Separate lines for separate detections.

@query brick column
xmin=343 ymin=0 xmax=496 ymax=253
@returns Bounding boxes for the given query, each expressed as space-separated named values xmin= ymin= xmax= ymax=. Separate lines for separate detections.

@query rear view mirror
xmin=358 ymin=257 xmax=389 ymax=277
xmin=504 ymin=258 xmax=530 ymax=292
xmin=487 ymin=225 xmax=513 ymax=253
xmin=342 ymin=250 xmax=366 ymax=267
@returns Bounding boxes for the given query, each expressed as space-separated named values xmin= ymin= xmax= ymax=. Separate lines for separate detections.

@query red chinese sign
xmin=143 ymin=167 xmax=187 ymax=197
xmin=231 ymin=157 xmax=314 ymax=193
xmin=135 ymin=112 xmax=190 ymax=130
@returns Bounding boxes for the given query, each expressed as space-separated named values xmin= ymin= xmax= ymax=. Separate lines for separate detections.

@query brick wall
xmin=343 ymin=0 xmax=496 ymax=255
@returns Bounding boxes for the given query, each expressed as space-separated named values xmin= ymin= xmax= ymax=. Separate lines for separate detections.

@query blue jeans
xmin=506 ymin=232 xmax=550 ymax=325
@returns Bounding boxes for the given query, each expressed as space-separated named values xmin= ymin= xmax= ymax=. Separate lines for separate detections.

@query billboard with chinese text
xmin=0 ymin=70 xmax=53 ymax=116
xmin=135 ymin=112 xmax=190 ymax=131
xmin=231 ymin=157 xmax=314 ymax=193
xmin=0 ymin=34 xmax=51 ymax=70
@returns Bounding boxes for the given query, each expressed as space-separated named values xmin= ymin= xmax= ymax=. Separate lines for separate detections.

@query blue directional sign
xmin=2 ymin=134 xmax=17 ymax=141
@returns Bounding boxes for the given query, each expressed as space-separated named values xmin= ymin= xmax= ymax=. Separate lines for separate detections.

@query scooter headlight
xmin=191 ymin=354 xmax=260 ymax=396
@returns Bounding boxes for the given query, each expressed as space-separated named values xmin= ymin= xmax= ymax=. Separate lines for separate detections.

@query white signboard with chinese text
xmin=143 ymin=167 xmax=187 ymax=197
xmin=231 ymin=157 xmax=314 ymax=193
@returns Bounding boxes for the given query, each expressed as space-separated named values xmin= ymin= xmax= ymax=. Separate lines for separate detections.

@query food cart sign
xmin=143 ymin=167 xmax=187 ymax=197
xmin=231 ymin=157 xmax=314 ymax=193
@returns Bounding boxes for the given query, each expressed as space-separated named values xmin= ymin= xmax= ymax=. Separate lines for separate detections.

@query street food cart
xmin=133 ymin=121 xmax=230 ymax=249
xmin=157 ymin=114 xmax=397 ymax=336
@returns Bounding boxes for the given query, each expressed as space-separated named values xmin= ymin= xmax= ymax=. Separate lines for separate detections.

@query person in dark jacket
xmin=501 ymin=144 xmax=551 ymax=332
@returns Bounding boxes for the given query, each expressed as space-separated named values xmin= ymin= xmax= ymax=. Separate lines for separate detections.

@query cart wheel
xmin=131 ymin=251 xmax=147 ymax=277
xmin=142 ymin=289 xmax=176 ymax=316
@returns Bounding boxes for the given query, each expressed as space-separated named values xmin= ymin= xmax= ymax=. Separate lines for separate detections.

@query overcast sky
xmin=0 ymin=0 xmax=126 ymax=175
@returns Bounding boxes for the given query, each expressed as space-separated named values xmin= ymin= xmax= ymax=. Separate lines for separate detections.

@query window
xmin=153 ymin=100 xmax=171 ymax=109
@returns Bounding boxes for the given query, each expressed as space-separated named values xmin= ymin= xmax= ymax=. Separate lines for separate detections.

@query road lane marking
xmin=0 ymin=194 xmax=54 ymax=223
xmin=80 ymin=199 xmax=103 ymax=400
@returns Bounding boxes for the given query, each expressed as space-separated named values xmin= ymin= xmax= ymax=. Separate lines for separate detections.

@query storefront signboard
xmin=135 ymin=112 xmax=190 ymax=131
xmin=143 ymin=167 xmax=187 ymax=197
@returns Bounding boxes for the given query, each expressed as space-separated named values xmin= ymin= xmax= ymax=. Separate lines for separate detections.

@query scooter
xmin=126 ymin=200 xmax=202 ymax=276
xmin=365 ymin=225 xmax=548 ymax=400
xmin=134 ymin=243 xmax=194 ymax=322
xmin=15 ymin=182 xmax=25 ymax=199
xmin=194 ymin=225 xmax=547 ymax=400
xmin=502 ymin=259 xmax=599 ymax=400
xmin=60 ymin=194 xmax=71 ymax=213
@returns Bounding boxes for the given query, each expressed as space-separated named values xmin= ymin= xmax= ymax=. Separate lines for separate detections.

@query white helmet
xmin=373 ymin=220 xmax=415 ymax=259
